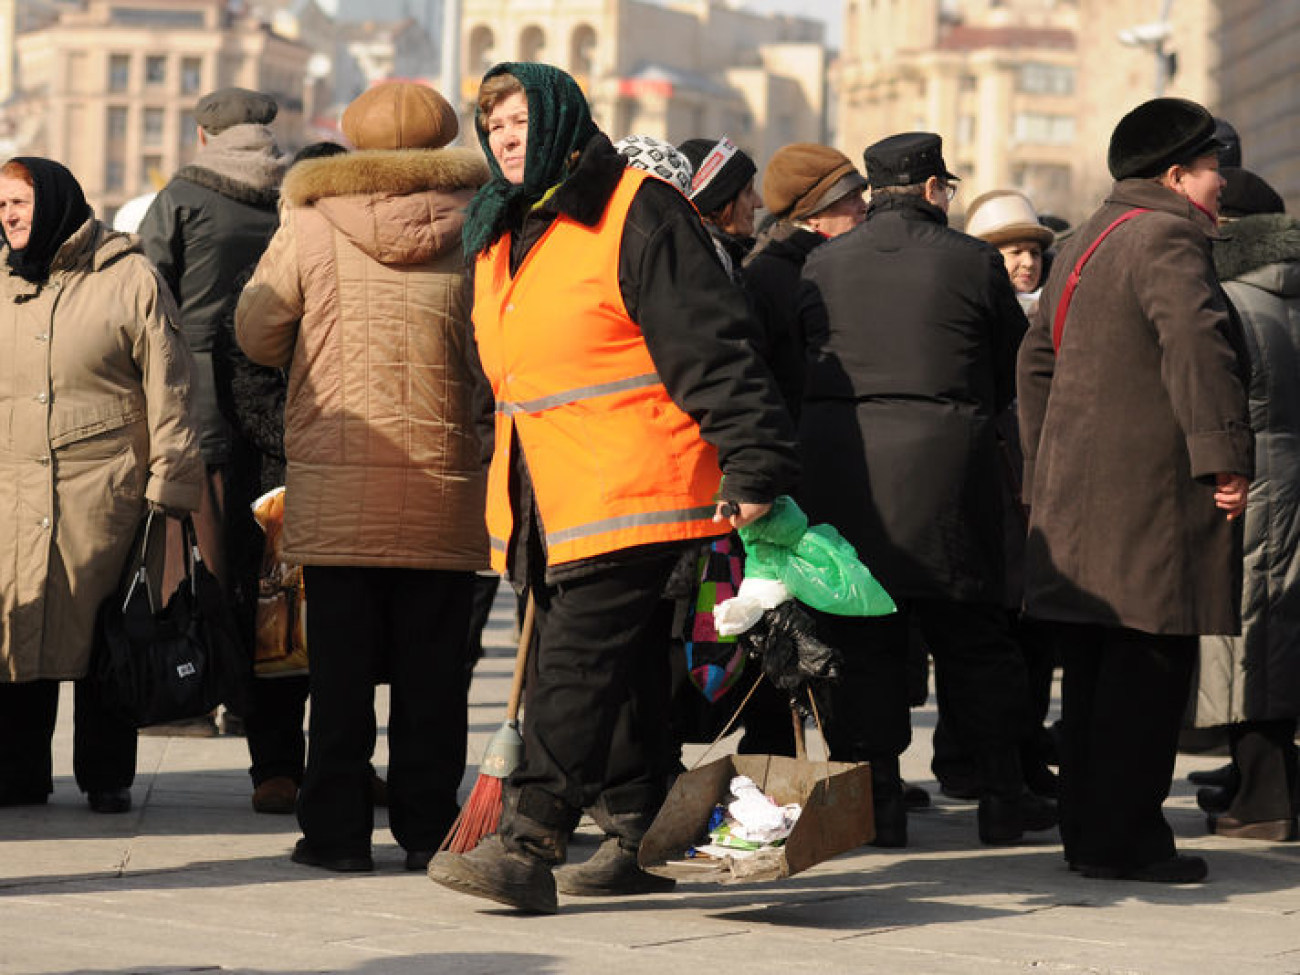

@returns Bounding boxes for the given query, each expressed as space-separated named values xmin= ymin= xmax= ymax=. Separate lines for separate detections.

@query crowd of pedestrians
xmin=1 ymin=63 xmax=1297 ymax=916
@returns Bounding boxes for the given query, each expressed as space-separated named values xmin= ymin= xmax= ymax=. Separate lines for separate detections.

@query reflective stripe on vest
xmin=473 ymin=167 xmax=726 ymax=572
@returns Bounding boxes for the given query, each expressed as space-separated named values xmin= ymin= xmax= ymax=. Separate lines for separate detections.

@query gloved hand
xmin=739 ymin=600 xmax=841 ymax=716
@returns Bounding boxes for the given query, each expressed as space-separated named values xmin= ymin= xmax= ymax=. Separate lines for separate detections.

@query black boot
xmin=554 ymin=837 xmax=675 ymax=896
xmin=428 ymin=834 xmax=558 ymax=914
xmin=976 ymin=749 xmax=1058 ymax=845
xmin=869 ymin=760 xmax=908 ymax=848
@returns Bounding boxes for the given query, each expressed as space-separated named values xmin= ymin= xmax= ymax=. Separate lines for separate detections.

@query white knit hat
xmin=614 ymin=134 xmax=694 ymax=196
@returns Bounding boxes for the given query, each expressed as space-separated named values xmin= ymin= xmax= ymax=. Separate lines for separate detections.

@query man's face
xmin=807 ymin=191 xmax=867 ymax=238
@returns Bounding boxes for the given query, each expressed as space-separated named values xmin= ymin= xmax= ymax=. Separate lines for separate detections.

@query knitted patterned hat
xmin=614 ymin=135 xmax=693 ymax=195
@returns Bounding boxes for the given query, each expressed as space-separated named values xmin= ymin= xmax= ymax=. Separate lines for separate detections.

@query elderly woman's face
xmin=487 ymin=91 xmax=529 ymax=185
xmin=0 ymin=176 xmax=35 ymax=251
xmin=999 ymin=240 xmax=1043 ymax=294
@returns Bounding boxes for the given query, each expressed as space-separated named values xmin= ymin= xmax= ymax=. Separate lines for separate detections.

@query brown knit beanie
xmin=763 ymin=144 xmax=866 ymax=220
xmin=341 ymin=82 xmax=458 ymax=151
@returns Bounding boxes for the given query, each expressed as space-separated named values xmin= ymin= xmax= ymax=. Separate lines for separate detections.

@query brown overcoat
xmin=1017 ymin=178 xmax=1254 ymax=635
xmin=235 ymin=148 xmax=490 ymax=569
xmin=0 ymin=218 xmax=204 ymax=681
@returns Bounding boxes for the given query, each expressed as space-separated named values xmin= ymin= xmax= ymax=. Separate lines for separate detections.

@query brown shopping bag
xmin=251 ymin=487 xmax=308 ymax=677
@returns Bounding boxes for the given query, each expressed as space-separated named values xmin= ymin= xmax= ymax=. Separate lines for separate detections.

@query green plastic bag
xmin=738 ymin=496 xmax=897 ymax=618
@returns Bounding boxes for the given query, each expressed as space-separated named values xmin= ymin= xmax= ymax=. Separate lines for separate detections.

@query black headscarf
xmin=3 ymin=157 xmax=92 ymax=283
xmin=462 ymin=62 xmax=599 ymax=258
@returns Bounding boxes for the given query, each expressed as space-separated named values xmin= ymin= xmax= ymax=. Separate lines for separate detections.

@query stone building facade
xmin=13 ymin=0 xmax=309 ymax=221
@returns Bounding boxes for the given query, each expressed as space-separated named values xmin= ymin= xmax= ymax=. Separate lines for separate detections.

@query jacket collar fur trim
xmin=1215 ymin=213 xmax=1300 ymax=283
xmin=173 ymin=165 xmax=280 ymax=209
xmin=534 ymin=133 xmax=627 ymax=228
xmin=281 ymin=148 xmax=490 ymax=208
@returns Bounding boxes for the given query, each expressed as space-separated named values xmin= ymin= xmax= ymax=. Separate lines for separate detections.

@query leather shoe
xmin=1188 ymin=762 xmax=1235 ymax=788
xmin=1081 ymin=854 xmax=1207 ymax=884
xmin=902 ymin=782 xmax=931 ymax=810
xmin=978 ymin=792 xmax=1058 ymax=845
xmin=1208 ymin=814 xmax=1296 ymax=841
xmin=291 ymin=838 xmax=374 ymax=873
xmin=252 ymin=776 xmax=298 ymax=815
xmin=405 ymin=849 xmax=435 ymax=872
xmin=87 ymin=788 xmax=132 ymax=814
xmin=1196 ymin=785 xmax=1233 ymax=814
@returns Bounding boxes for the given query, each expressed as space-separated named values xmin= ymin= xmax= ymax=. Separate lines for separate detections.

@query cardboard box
xmin=638 ymin=753 xmax=874 ymax=883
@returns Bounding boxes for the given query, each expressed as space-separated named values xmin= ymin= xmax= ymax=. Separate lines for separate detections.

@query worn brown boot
xmin=252 ymin=776 xmax=298 ymax=815
xmin=554 ymin=837 xmax=675 ymax=896
xmin=427 ymin=834 xmax=558 ymax=914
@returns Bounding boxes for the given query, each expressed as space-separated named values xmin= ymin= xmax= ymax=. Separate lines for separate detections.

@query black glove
xmin=739 ymin=600 xmax=841 ymax=715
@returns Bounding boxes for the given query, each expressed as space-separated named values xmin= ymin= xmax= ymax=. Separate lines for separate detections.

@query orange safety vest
xmin=473 ymin=167 xmax=727 ymax=571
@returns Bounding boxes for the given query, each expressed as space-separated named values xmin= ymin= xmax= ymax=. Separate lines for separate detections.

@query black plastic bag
xmin=93 ymin=511 xmax=248 ymax=727
xmin=739 ymin=600 xmax=841 ymax=716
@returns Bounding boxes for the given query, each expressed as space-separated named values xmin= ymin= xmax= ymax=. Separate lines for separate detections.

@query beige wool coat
xmin=0 ymin=218 xmax=204 ymax=682
xmin=236 ymin=148 xmax=490 ymax=569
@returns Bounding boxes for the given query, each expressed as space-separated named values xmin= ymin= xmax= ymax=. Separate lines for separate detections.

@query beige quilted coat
xmin=235 ymin=148 xmax=490 ymax=569
xmin=0 ymin=218 xmax=204 ymax=681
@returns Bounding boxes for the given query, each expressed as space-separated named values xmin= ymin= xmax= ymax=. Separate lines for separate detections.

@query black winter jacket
xmin=742 ymin=222 xmax=827 ymax=418
xmin=139 ymin=169 xmax=279 ymax=464
xmin=797 ymin=193 xmax=1029 ymax=602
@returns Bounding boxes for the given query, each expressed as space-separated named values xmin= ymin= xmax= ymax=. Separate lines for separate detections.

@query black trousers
xmin=505 ymin=554 xmax=678 ymax=859
xmin=1227 ymin=719 xmax=1298 ymax=824
xmin=0 ymin=678 xmax=136 ymax=799
xmin=817 ymin=598 xmax=1028 ymax=796
xmin=246 ymin=673 xmax=309 ymax=787
xmin=932 ymin=610 xmax=1056 ymax=786
xmin=1054 ymin=622 xmax=1196 ymax=868
xmin=299 ymin=566 xmax=474 ymax=855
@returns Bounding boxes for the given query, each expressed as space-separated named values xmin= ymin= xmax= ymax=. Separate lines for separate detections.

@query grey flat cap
xmin=195 ymin=87 xmax=278 ymax=134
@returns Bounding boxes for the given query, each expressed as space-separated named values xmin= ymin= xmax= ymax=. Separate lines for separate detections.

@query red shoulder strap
xmin=1052 ymin=208 xmax=1150 ymax=355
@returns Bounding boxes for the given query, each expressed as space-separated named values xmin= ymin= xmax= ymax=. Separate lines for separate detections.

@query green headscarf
xmin=462 ymin=62 xmax=600 ymax=258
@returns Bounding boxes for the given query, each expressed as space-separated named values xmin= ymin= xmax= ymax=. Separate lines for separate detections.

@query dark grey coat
xmin=798 ymin=193 xmax=1027 ymax=602
xmin=1196 ymin=214 xmax=1300 ymax=723
xmin=1018 ymin=179 xmax=1254 ymax=635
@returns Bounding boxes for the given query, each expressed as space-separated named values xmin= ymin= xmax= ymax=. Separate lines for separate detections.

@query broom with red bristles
xmin=440 ymin=591 xmax=536 ymax=854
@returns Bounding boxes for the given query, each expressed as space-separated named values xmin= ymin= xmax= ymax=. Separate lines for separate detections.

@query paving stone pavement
xmin=3 ymin=593 xmax=1299 ymax=975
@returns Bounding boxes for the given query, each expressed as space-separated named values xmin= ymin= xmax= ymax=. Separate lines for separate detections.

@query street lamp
xmin=1117 ymin=0 xmax=1176 ymax=96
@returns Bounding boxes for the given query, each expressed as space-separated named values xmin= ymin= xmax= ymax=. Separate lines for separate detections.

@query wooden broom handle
xmin=505 ymin=589 xmax=536 ymax=723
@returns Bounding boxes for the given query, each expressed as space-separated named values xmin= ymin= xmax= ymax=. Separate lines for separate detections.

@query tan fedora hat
xmin=964 ymin=189 xmax=1054 ymax=248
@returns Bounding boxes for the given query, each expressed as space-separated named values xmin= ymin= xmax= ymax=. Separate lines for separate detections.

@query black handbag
xmin=93 ymin=509 xmax=248 ymax=728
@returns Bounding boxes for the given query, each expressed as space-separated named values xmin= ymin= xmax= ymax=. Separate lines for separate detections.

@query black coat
xmin=798 ymin=193 xmax=1028 ymax=602
xmin=742 ymin=222 xmax=826 ymax=418
xmin=139 ymin=168 xmax=279 ymax=464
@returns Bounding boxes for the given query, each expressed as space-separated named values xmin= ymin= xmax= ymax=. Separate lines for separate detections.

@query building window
xmin=109 ymin=54 xmax=131 ymax=93
xmin=570 ymin=25 xmax=596 ymax=78
xmin=1013 ymin=112 xmax=1076 ymax=146
xmin=1017 ymin=63 xmax=1074 ymax=96
xmin=180 ymin=110 xmax=198 ymax=145
xmin=143 ymin=107 xmax=165 ymax=147
xmin=106 ymin=106 xmax=128 ymax=143
xmin=959 ymin=74 xmax=977 ymax=93
xmin=181 ymin=57 xmax=203 ymax=95
xmin=957 ymin=114 xmax=976 ymax=144
xmin=519 ymin=25 xmax=545 ymax=62
xmin=105 ymin=160 xmax=125 ymax=192
xmin=141 ymin=155 xmax=164 ymax=190
xmin=468 ymin=25 xmax=495 ymax=75
xmin=145 ymin=55 xmax=166 ymax=86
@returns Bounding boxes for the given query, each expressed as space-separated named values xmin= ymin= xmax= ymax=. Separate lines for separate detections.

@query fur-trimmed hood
xmin=281 ymin=148 xmax=489 ymax=207
xmin=1215 ymin=213 xmax=1300 ymax=289
xmin=281 ymin=148 xmax=489 ymax=265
